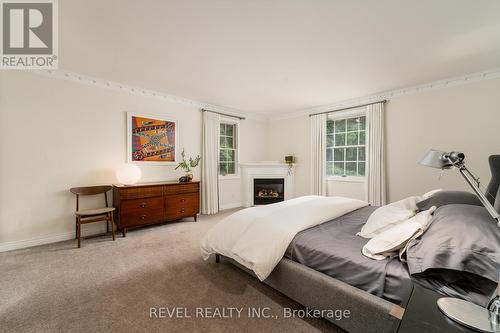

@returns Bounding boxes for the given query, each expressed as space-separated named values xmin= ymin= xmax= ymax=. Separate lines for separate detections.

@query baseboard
xmin=0 ymin=223 xmax=107 ymax=253
xmin=219 ymin=202 xmax=242 ymax=210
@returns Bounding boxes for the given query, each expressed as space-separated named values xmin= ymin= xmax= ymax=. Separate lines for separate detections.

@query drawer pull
xmin=140 ymin=203 xmax=147 ymax=208
xmin=140 ymin=215 xmax=146 ymax=220
xmin=180 ymin=208 xmax=186 ymax=213
xmin=180 ymin=198 xmax=186 ymax=203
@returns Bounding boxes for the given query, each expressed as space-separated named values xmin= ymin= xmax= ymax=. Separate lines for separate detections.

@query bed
xmin=205 ymin=156 xmax=500 ymax=333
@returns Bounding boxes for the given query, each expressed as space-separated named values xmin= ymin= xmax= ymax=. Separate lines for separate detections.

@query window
xmin=219 ymin=121 xmax=238 ymax=176
xmin=326 ymin=115 xmax=366 ymax=177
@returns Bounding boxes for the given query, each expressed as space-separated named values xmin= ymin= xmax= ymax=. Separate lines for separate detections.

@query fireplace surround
xmin=240 ymin=163 xmax=295 ymax=207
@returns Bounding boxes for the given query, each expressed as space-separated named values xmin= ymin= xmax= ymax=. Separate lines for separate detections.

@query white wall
xmin=385 ymin=77 xmax=500 ymax=201
xmin=266 ymin=77 xmax=500 ymax=203
xmin=326 ymin=180 xmax=366 ymax=201
xmin=266 ymin=116 xmax=310 ymax=197
xmin=0 ymin=71 xmax=266 ymax=248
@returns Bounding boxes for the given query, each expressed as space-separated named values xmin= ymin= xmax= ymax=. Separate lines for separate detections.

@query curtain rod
xmin=308 ymin=100 xmax=387 ymax=117
xmin=201 ymin=109 xmax=246 ymax=120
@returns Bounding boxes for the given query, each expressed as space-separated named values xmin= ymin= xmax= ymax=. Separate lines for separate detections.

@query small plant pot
xmin=285 ymin=155 xmax=295 ymax=164
xmin=186 ymin=172 xmax=193 ymax=182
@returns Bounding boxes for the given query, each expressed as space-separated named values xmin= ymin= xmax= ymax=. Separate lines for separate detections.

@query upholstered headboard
xmin=485 ymin=155 xmax=500 ymax=211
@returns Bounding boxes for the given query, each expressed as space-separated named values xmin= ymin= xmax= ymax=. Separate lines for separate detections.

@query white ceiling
xmin=60 ymin=0 xmax=500 ymax=114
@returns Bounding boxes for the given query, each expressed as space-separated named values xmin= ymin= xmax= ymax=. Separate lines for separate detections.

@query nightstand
xmin=399 ymin=285 xmax=477 ymax=332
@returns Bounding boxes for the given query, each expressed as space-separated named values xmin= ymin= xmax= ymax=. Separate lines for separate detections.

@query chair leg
xmin=106 ymin=220 xmax=109 ymax=233
xmin=77 ymin=217 xmax=81 ymax=248
xmin=75 ymin=217 xmax=78 ymax=239
xmin=110 ymin=213 xmax=115 ymax=241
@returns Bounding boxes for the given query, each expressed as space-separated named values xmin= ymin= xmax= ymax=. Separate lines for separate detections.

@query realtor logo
xmin=1 ymin=0 xmax=58 ymax=69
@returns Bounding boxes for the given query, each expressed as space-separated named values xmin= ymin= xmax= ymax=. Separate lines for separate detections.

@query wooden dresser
xmin=113 ymin=181 xmax=200 ymax=236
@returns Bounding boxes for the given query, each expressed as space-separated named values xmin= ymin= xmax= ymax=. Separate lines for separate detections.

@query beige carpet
xmin=0 ymin=210 xmax=343 ymax=333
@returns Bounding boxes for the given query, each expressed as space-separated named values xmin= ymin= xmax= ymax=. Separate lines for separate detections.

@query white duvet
xmin=200 ymin=195 xmax=368 ymax=281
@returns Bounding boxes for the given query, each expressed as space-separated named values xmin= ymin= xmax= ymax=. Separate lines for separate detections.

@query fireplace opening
xmin=253 ymin=178 xmax=284 ymax=205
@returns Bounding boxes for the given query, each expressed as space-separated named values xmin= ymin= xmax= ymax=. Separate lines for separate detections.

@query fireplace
xmin=253 ymin=178 xmax=285 ymax=205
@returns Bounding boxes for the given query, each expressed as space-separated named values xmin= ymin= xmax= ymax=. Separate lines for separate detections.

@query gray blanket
xmin=285 ymin=206 xmax=413 ymax=306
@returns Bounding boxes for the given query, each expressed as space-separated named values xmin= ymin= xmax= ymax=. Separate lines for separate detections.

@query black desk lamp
xmin=420 ymin=150 xmax=500 ymax=332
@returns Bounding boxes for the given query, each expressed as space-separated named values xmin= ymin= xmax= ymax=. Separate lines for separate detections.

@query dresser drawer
xmin=119 ymin=186 xmax=163 ymax=200
xmin=120 ymin=197 xmax=164 ymax=226
xmin=164 ymin=182 xmax=199 ymax=195
xmin=121 ymin=197 xmax=163 ymax=212
xmin=165 ymin=193 xmax=199 ymax=219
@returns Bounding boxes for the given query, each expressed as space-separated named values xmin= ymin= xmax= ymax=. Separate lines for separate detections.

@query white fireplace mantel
xmin=240 ymin=163 xmax=295 ymax=207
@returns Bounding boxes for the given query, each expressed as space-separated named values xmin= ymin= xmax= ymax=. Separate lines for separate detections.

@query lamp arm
xmin=459 ymin=165 xmax=500 ymax=227
xmin=464 ymin=166 xmax=481 ymax=186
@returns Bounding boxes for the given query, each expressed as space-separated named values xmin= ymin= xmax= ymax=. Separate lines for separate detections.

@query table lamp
xmin=419 ymin=149 xmax=500 ymax=332
xmin=116 ymin=164 xmax=142 ymax=185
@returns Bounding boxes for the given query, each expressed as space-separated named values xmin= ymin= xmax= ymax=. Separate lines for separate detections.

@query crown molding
xmin=269 ymin=67 xmax=500 ymax=120
xmin=30 ymin=69 xmax=267 ymax=122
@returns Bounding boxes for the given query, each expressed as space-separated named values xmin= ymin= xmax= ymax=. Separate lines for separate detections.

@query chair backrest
xmin=70 ymin=185 xmax=112 ymax=211
xmin=485 ymin=155 xmax=500 ymax=211
xmin=70 ymin=185 xmax=112 ymax=196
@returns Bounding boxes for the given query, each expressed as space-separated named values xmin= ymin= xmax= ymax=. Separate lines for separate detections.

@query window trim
xmin=219 ymin=117 xmax=240 ymax=180
xmin=326 ymin=108 xmax=367 ymax=183
xmin=327 ymin=175 xmax=367 ymax=183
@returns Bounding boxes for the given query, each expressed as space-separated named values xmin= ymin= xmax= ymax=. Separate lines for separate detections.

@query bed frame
xmin=217 ymin=254 xmax=406 ymax=333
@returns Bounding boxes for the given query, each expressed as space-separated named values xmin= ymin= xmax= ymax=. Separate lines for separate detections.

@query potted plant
xmin=175 ymin=149 xmax=201 ymax=182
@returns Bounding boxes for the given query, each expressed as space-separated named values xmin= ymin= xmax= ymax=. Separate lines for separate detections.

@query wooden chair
xmin=70 ymin=185 xmax=116 ymax=248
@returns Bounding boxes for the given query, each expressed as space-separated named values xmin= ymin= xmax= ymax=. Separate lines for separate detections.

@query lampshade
xmin=116 ymin=164 xmax=142 ymax=185
xmin=419 ymin=149 xmax=453 ymax=169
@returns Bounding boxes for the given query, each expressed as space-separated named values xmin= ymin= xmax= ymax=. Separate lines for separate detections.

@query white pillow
xmin=362 ymin=206 xmax=436 ymax=260
xmin=357 ymin=204 xmax=414 ymax=238
xmin=386 ymin=189 xmax=441 ymax=211
xmin=421 ymin=189 xmax=443 ymax=200
xmin=357 ymin=189 xmax=441 ymax=239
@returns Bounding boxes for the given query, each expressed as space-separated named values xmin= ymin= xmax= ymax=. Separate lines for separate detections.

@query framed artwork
xmin=127 ymin=112 xmax=178 ymax=165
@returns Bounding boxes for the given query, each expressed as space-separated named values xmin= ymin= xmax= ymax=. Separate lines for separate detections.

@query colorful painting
xmin=127 ymin=113 xmax=178 ymax=164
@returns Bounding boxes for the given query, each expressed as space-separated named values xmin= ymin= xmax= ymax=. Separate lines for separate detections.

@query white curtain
xmin=201 ymin=111 xmax=220 ymax=214
xmin=310 ymin=113 xmax=327 ymax=196
xmin=366 ymin=103 xmax=386 ymax=206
